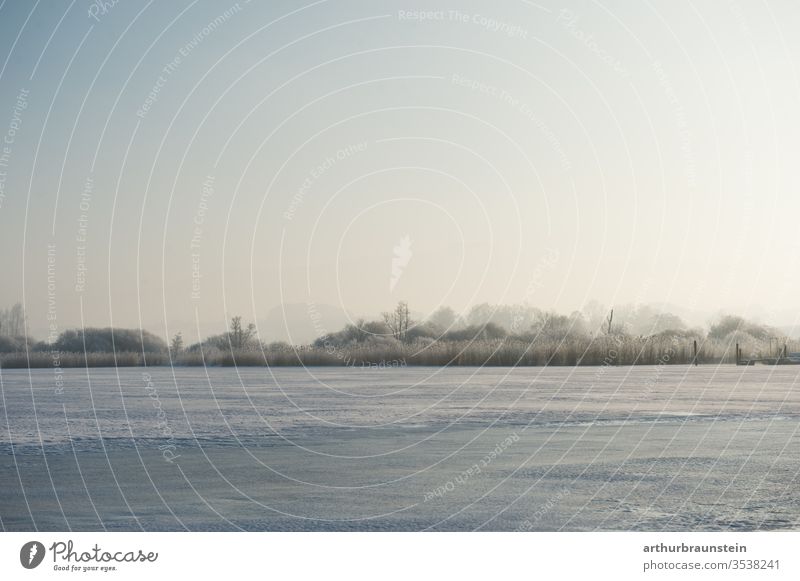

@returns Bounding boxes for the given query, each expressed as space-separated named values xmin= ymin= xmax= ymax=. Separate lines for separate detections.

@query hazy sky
xmin=2 ymin=0 xmax=800 ymax=342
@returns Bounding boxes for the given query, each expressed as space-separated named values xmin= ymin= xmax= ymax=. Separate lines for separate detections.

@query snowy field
xmin=1 ymin=365 xmax=799 ymax=531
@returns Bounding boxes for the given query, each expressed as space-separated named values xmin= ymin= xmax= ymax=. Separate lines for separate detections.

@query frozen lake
xmin=1 ymin=365 xmax=799 ymax=531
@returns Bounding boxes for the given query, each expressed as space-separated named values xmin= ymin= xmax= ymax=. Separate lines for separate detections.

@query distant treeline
xmin=0 ymin=301 xmax=795 ymax=369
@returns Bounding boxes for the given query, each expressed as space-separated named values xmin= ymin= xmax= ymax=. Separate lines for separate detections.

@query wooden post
xmin=736 ymin=342 xmax=740 ymax=365
xmin=693 ymin=340 xmax=698 ymax=366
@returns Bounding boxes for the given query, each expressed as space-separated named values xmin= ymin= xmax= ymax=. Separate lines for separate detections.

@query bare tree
xmin=228 ymin=316 xmax=256 ymax=350
xmin=382 ymin=312 xmax=399 ymax=341
xmin=382 ymin=301 xmax=412 ymax=342
xmin=170 ymin=331 xmax=184 ymax=354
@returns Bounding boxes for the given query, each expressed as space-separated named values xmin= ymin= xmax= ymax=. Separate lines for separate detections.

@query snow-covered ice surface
xmin=1 ymin=365 xmax=799 ymax=531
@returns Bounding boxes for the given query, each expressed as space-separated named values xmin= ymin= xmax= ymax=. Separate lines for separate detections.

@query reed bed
xmin=0 ymin=335 xmax=779 ymax=369
xmin=0 ymin=351 xmax=166 ymax=369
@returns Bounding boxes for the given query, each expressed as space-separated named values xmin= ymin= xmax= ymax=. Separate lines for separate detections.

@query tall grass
xmin=171 ymin=334 xmax=766 ymax=367
xmin=0 ymin=351 xmax=166 ymax=369
xmin=0 ymin=334 xmax=787 ymax=369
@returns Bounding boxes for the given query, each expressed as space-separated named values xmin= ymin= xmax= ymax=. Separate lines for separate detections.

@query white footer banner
xmin=1 ymin=532 xmax=796 ymax=580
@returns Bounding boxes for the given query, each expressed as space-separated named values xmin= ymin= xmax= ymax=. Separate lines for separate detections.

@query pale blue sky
xmin=1 ymin=0 xmax=800 ymax=341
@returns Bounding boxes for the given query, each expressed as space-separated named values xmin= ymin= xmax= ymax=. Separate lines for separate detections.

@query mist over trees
xmin=0 ymin=335 xmax=28 ymax=353
xmin=304 ymin=300 xmax=789 ymax=359
xmin=53 ymin=328 xmax=167 ymax=353
xmin=427 ymin=306 xmax=458 ymax=331
xmin=0 ymin=300 xmax=793 ymax=368
xmin=0 ymin=303 xmax=32 ymax=353
xmin=0 ymin=303 xmax=26 ymax=337
xmin=315 ymin=301 xmax=691 ymax=348
xmin=185 ymin=316 xmax=261 ymax=353
xmin=707 ymin=315 xmax=775 ymax=342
